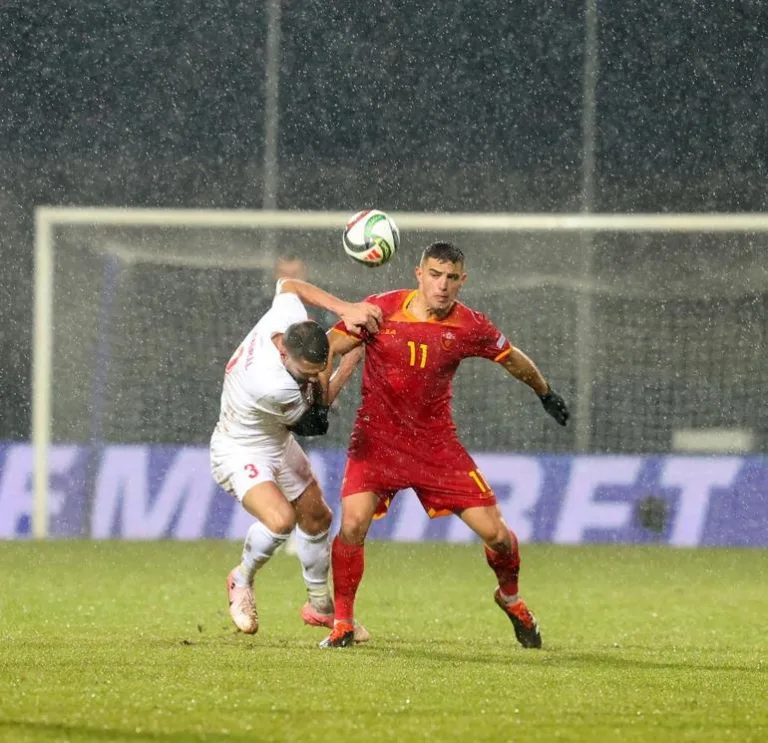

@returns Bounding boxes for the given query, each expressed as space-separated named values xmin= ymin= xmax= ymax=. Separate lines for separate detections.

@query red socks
xmin=331 ymin=531 xmax=518 ymax=621
xmin=484 ymin=530 xmax=521 ymax=597
xmin=332 ymin=536 xmax=365 ymax=622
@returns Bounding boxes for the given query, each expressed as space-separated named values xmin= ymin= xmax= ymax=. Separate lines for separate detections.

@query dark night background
xmin=1 ymin=0 xmax=766 ymax=443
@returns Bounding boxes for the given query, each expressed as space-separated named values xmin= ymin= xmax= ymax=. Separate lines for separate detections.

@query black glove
xmin=539 ymin=386 xmax=569 ymax=426
xmin=288 ymin=403 xmax=330 ymax=437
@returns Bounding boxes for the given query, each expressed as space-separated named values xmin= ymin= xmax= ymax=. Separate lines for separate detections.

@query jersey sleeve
xmin=468 ymin=313 xmax=512 ymax=362
xmin=259 ymin=283 xmax=309 ymax=337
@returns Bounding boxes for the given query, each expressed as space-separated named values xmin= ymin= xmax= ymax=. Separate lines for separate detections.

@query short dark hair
xmin=421 ymin=241 xmax=465 ymax=266
xmin=283 ymin=321 xmax=329 ymax=364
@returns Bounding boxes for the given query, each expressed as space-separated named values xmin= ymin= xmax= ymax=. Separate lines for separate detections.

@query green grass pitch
xmin=1 ymin=541 xmax=766 ymax=742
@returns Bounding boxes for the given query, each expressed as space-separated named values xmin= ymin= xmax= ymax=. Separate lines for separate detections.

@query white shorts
xmin=210 ymin=430 xmax=315 ymax=503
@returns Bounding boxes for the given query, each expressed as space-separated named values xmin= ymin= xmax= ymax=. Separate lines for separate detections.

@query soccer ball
xmin=342 ymin=209 xmax=400 ymax=267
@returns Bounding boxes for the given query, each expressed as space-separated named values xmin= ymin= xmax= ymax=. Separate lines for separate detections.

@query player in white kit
xmin=211 ymin=277 xmax=379 ymax=638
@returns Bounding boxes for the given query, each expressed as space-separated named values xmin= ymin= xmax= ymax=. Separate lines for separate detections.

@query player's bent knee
xmin=264 ymin=513 xmax=296 ymax=535
xmin=339 ymin=517 xmax=369 ymax=545
xmin=478 ymin=520 xmax=513 ymax=553
xmin=299 ymin=503 xmax=333 ymax=536
xmin=338 ymin=491 xmax=378 ymax=543
xmin=317 ymin=504 xmax=333 ymax=533
xmin=486 ymin=526 xmax=513 ymax=553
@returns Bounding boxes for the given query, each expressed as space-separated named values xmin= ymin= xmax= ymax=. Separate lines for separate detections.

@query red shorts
xmin=341 ymin=430 xmax=497 ymax=519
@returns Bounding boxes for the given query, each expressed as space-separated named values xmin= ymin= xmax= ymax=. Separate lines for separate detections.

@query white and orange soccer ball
xmin=342 ymin=209 xmax=400 ymax=267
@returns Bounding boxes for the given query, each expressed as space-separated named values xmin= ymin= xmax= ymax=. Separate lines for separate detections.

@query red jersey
xmin=332 ymin=289 xmax=511 ymax=447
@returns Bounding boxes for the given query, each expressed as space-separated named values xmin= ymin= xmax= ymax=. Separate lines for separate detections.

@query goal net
xmin=33 ymin=209 xmax=768 ymax=535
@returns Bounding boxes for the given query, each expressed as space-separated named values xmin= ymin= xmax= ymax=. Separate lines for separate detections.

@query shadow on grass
xmin=358 ymin=642 xmax=766 ymax=674
xmin=180 ymin=632 xmax=766 ymax=676
xmin=0 ymin=720 xmax=254 ymax=743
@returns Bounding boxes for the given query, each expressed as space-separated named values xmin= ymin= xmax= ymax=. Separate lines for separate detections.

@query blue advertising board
xmin=1 ymin=444 xmax=765 ymax=546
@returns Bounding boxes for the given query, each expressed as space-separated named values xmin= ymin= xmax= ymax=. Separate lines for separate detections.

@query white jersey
xmin=215 ymin=286 xmax=312 ymax=453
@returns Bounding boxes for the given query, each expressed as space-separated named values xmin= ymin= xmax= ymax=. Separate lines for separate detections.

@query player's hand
xmin=340 ymin=301 xmax=383 ymax=335
xmin=288 ymin=402 xmax=330 ymax=437
xmin=539 ymin=386 xmax=569 ymax=426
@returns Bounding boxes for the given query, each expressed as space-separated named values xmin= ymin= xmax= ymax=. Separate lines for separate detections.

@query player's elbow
xmin=344 ymin=345 xmax=364 ymax=364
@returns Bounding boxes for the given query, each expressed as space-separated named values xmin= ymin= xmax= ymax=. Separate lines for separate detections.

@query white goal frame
xmin=33 ymin=207 xmax=768 ymax=538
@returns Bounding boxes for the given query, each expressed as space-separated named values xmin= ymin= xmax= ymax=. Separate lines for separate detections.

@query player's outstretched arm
xmin=320 ymin=330 xmax=364 ymax=406
xmin=328 ymin=345 xmax=363 ymax=405
xmin=500 ymin=347 xmax=570 ymax=426
xmin=278 ymin=278 xmax=382 ymax=334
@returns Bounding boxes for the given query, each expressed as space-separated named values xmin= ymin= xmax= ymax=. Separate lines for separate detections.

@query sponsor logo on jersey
xmin=441 ymin=331 xmax=456 ymax=350
xmin=496 ymin=334 xmax=507 ymax=349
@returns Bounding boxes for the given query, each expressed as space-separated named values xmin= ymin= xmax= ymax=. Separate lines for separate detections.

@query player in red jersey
xmin=318 ymin=241 xmax=569 ymax=649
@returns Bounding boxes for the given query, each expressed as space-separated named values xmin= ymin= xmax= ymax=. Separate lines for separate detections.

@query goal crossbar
xmin=34 ymin=207 xmax=768 ymax=232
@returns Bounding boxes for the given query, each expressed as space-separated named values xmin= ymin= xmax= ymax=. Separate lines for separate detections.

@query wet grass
xmin=1 ymin=542 xmax=766 ymax=742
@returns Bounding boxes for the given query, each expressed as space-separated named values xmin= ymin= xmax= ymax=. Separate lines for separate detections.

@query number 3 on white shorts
xmin=244 ymin=464 xmax=259 ymax=479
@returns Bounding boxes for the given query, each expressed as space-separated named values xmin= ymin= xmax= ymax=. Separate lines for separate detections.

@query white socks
xmin=294 ymin=525 xmax=332 ymax=607
xmin=231 ymin=522 xmax=332 ymax=611
xmin=232 ymin=521 xmax=289 ymax=587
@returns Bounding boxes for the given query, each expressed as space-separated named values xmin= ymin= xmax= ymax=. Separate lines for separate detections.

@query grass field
xmin=1 ymin=541 xmax=766 ymax=742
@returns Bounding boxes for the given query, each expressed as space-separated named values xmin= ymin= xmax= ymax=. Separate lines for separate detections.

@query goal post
xmin=32 ymin=207 xmax=768 ymax=538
